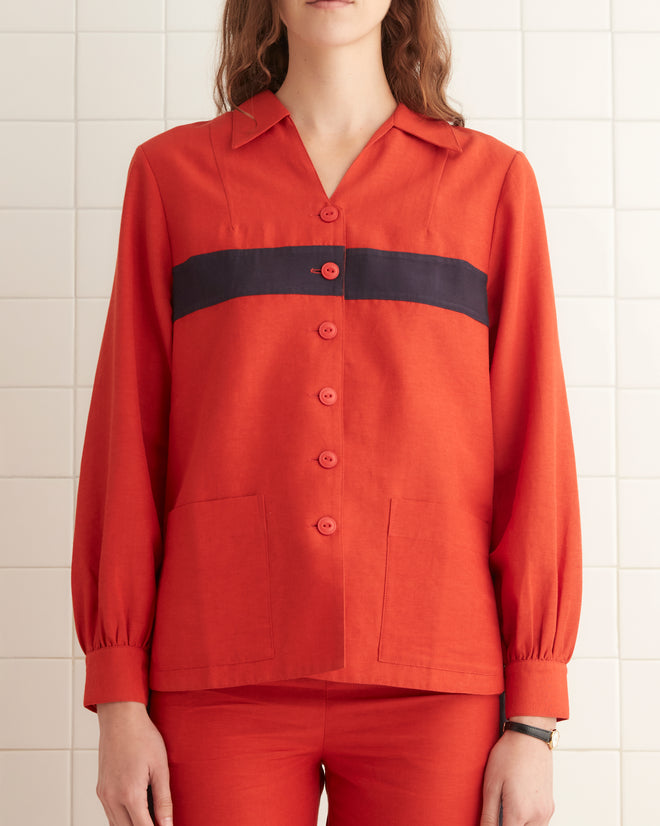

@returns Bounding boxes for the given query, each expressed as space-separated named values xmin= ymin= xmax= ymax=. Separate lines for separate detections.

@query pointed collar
xmin=231 ymin=89 xmax=462 ymax=152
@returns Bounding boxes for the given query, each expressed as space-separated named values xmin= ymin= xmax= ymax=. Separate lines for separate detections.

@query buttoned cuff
xmin=503 ymin=659 xmax=570 ymax=722
xmin=83 ymin=645 xmax=150 ymax=714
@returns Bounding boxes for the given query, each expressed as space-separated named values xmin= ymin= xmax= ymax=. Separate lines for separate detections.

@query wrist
xmin=508 ymin=715 xmax=557 ymax=728
xmin=503 ymin=717 xmax=560 ymax=750
xmin=97 ymin=700 xmax=148 ymax=719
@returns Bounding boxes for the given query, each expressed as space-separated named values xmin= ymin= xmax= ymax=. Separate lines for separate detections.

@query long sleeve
xmin=486 ymin=150 xmax=582 ymax=722
xmin=71 ymin=145 xmax=172 ymax=714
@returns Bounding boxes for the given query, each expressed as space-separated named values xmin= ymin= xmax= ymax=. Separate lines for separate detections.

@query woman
xmin=71 ymin=0 xmax=582 ymax=825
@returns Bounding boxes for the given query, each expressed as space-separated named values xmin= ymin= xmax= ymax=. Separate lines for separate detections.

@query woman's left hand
xmin=479 ymin=724 xmax=555 ymax=826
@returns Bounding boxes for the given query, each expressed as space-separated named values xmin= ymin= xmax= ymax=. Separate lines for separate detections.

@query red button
xmin=318 ymin=321 xmax=337 ymax=339
xmin=321 ymin=262 xmax=339 ymax=280
xmin=317 ymin=516 xmax=337 ymax=535
xmin=318 ymin=386 xmax=337 ymax=405
xmin=320 ymin=205 xmax=339 ymax=222
xmin=318 ymin=450 xmax=338 ymax=468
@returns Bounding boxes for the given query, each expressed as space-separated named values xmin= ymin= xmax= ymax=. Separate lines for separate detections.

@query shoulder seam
xmin=135 ymin=143 xmax=174 ymax=270
xmin=486 ymin=149 xmax=522 ymax=279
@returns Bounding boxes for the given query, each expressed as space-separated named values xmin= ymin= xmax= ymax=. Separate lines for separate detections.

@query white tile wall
xmin=1 ymin=1 xmax=658 ymax=824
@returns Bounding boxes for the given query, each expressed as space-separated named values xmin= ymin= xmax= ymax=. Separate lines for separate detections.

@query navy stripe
xmin=345 ymin=248 xmax=488 ymax=325
xmin=172 ymin=246 xmax=488 ymax=326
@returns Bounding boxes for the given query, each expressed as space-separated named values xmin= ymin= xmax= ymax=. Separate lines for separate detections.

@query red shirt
xmin=71 ymin=89 xmax=582 ymax=719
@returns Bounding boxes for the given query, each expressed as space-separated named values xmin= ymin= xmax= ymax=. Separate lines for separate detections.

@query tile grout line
xmin=70 ymin=0 xmax=79 ymax=821
xmin=163 ymin=0 xmax=168 ymax=128
xmin=2 ymin=27 xmax=660 ymax=34
xmin=520 ymin=2 xmax=526 ymax=153
xmin=609 ymin=2 xmax=625 ymax=823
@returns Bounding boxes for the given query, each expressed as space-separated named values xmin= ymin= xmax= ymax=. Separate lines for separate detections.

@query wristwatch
xmin=502 ymin=720 xmax=560 ymax=750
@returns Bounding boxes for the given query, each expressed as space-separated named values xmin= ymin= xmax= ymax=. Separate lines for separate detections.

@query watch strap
xmin=502 ymin=720 xmax=558 ymax=749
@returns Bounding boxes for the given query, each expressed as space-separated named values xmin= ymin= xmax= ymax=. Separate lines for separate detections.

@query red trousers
xmin=147 ymin=677 xmax=502 ymax=826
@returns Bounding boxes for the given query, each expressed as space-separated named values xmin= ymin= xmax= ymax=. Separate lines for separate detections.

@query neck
xmin=274 ymin=26 xmax=397 ymax=138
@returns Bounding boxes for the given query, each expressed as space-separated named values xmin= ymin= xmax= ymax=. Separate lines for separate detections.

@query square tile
xmin=77 ymin=34 xmax=163 ymax=120
xmin=77 ymin=121 xmax=164 ymax=208
xmin=566 ymin=388 xmax=615 ymax=476
xmin=0 ymin=210 xmax=74 ymax=298
xmin=573 ymin=567 xmax=618 ymax=659
xmin=0 ymin=123 xmax=74 ymax=208
xmin=0 ymin=299 xmax=73 ymax=386
xmin=577 ymin=476 xmax=617 ymax=566
xmin=616 ymin=211 xmax=660 ymax=297
xmin=464 ymin=120 xmax=523 ymax=150
xmin=440 ymin=0 xmax=520 ymax=30
xmin=621 ymin=660 xmax=660 ymax=749
xmin=618 ymin=299 xmax=660 ymax=387
xmin=0 ymin=0 xmax=74 ymax=31
xmin=0 ymin=570 xmax=72 ymax=657
xmin=0 ymin=659 xmax=71 ymax=748
xmin=612 ymin=0 xmax=660 ymax=30
xmin=620 ymin=571 xmax=660 ymax=658
xmin=618 ymin=390 xmax=660 ymax=477
xmin=618 ymin=479 xmax=660 ymax=568
xmin=0 ymin=34 xmax=74 ymax=120
xmin=523 ymin=0 xmax=610 ymax=29
xmin=0 ymin=478 xmax=73 ymax=566
xmin=76 ymin=210 xmax=121 ymax=298
xmin=0 ymin=751 xmax=70 ymax=826
xmin=76 ymin=298 xmax=110 ymax=387
xmin=166 ymin=0 xmax=224 ymax=30
xmin=0 ymin=389 xmax=72 ymax=477
xmin=447 ymin=31 xmax=522 ymax=120
xmin=553 ymin=751 xmax=620 ymax=826
xmin=615 ymin=123 xmax=660 ymax=209
xmin=560 ymin=658 xmax=619 ymax=749
xmin=622 ymin=753 xmax=660 ymax=825
xmin=545 ymin=209 xmax=615 ymax=297
xmin=525 ymin=33 xmax=611 ymax=119
xmin=166 ymin=32 xmax=219 ymax=121
xmin=614 ymin=35 xmax=660 ymax=119
xmin=525 ymin=121 xmax=613 ymax=208
xmin=556 ymin=297 xmax=614 ymax=387
xmin=78 ymin=0 xmax=163 ymax=30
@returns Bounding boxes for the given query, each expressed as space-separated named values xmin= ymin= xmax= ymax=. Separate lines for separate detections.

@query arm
xmin=486 ymin=151 xmax=583 ymax=723
xmin=71 ymin=144 xmax=172 ymax=715
xmin=480 ymin=151 xmax=582 ymax=826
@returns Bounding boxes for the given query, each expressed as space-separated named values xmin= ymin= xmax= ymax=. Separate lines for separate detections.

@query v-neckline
xmin=275 ymin=93 xmax=404 ymax=203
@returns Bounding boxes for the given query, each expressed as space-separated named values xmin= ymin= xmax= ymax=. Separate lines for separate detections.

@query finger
xmin=124 ymin=786 xmax=158 ymax=826
xmin=100 ymin=799 xmax=134 ymax=826
xmin=97 ymin=789 xmax=133 ymax=826
xmin=501 ymin=800 xmax=525 ymax=826
xmin=150 ymin=765 xmax=175 ymax=826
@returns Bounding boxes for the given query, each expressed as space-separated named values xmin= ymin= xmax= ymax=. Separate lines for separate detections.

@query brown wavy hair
xmin=213 ymin=0 xmax=464 ymax=127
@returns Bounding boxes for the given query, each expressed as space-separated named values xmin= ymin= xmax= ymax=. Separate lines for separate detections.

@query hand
xmin=480 ymin=718 xmax=555 ymax=826
xmin=96 ymin=701 xmax=174 ymax=826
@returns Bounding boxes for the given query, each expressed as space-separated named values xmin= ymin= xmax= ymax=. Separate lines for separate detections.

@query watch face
xmin=550 ymin=729 xmax=560 ymax=749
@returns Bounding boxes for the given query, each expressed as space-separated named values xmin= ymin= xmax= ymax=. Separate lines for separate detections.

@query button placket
xmin=314 ymin=204 xmax=342 ymax=536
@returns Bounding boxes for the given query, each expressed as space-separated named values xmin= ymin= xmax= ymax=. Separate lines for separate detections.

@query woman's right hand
xmin=96 ymin=701 xmax=174 ymax=826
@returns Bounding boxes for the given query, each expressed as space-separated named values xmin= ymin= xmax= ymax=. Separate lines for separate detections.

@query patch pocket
xmin=151 ymin=493 xmax=275 ymax=671
xmin=377 ymin=497 xmax=502 ymax=674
